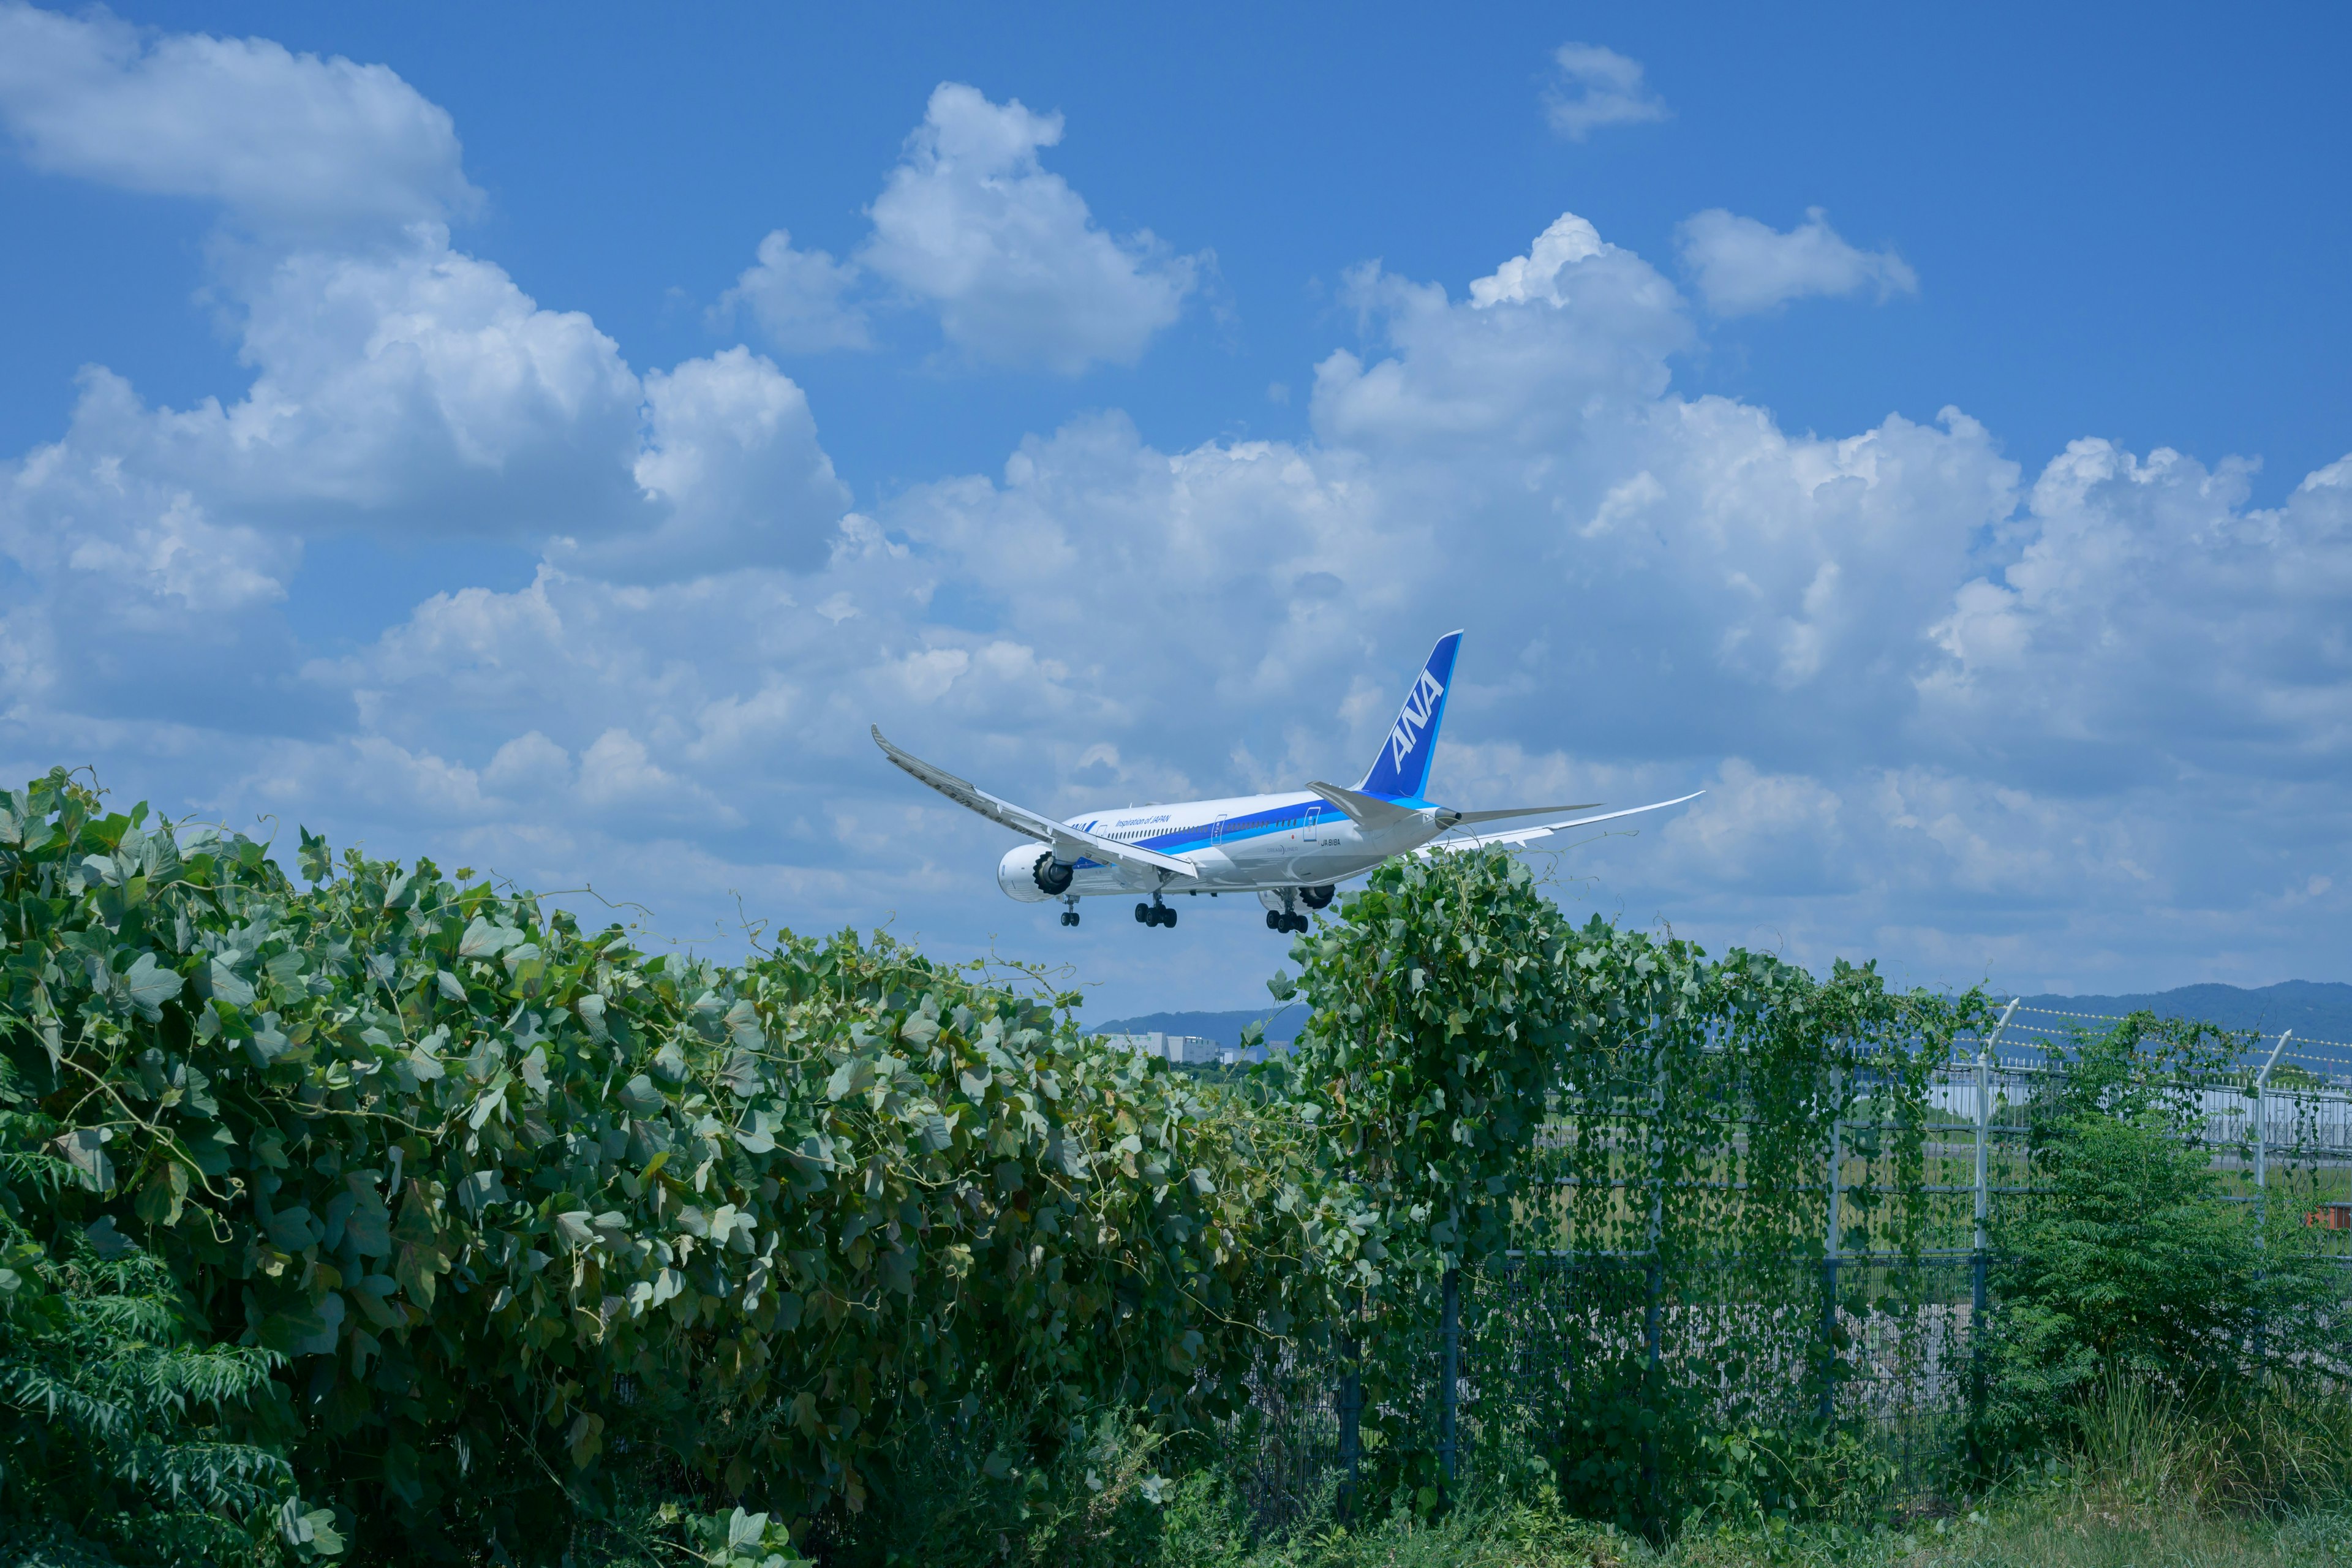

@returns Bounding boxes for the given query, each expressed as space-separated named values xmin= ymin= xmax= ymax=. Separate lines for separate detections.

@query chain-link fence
xmin=1223 ymin=1006 xmax=2352 ymax=1532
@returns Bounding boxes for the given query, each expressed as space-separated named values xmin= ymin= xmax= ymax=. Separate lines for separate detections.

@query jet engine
xmin=1299 ymin=883 xmax=1336 ymax=909
xmin=997 ymin=845 xmax=1072 ymax=902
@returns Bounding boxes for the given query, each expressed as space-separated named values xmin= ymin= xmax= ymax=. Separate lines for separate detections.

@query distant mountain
xmin=1089 ymin=1007 xmax=1307 ymax=1052
xmin=2012 ymin=981 xmax=2352 ymax=1045
xmin=1093 ymin=983 xmax=2352 ymax=1060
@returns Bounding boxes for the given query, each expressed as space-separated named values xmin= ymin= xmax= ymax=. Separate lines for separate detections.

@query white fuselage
xmin=995 ymin=790 xmax=1439 ymax=903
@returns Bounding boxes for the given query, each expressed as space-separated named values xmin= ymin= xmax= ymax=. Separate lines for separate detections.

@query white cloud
xmin=581 ymin=347 xmax=851 ymax=580
xmin=1919 ymin=443 xmax=2352 ymax=776
xmin=1676 ymin=207 xmax=1919 ymax=317
xmin=0 ymin=1 xmax=477 ymax=235
xmin=713 ymin=229 xmax=872 ymax=353
xmin=0 ymin=5 xmax=850 ymax=616
xmin=1542 ymin=43 xmax=1668 ymax=141
xmin=1468 ymin=213 xmax=1608 ymax=307
xmin=4 ymin=9 xmax=2348 ymax=1013
xmin=859 ymin=83 xmax=1201 ymax=373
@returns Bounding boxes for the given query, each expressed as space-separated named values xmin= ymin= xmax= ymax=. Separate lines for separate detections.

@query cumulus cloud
xmin=0 ymin=1 xmax=851 ymax=636
xmin=1920 ymin=444 xmax=2352 ymax=780
xmin=0 ymin=0 xmax=477 ymax=235
xmin=4 ymin=6 xmax=2348 ymax=1012
xmin=712 ymin=229 xmax=872 ymax=353
xmin=859 ymin=83 xmax=1202 ymax=373
xmin=1677 ymin=206 xmax=1919 ymax=317
xmin=577 ymin=347 xmax=852 ymax=579
xmin=1542 ymin=43 xmax=1669 ymax=141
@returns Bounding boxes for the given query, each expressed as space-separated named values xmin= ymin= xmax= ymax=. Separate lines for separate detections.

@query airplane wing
xmin=871 ymin=727 xmax=1198 ymax=881
xmin=1417 ymin=791 xmax=1705 ymax=856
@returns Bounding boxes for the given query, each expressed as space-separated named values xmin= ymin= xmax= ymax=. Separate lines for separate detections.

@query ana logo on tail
xmin=1390 ymin=668 xmax=1446 ymax=769
xmin=1359 ymin=630 xmax=1463 ymax=800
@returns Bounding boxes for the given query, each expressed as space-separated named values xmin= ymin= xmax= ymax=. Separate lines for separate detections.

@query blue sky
xmin=2 ymin=1 xmax=2346 ymax=1017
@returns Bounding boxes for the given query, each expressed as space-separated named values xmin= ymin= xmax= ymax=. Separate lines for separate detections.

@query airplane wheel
xmin=1265 ymin=910 xmax=1282 ymax=931
xmin=1161 ymin=907 xmax=1177 ymax=929
xmin=1135 ymin=903 xmax=1150 ymax=924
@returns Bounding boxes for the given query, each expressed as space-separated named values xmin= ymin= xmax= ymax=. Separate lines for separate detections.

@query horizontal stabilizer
xmin=1305 ymin=780 xmax=1423 ymax=830
xmin=871 ymin=727 xmax=1197 ymax=881
xmin=1417 ymin=791 xmax=1705 ymax=857
xmin=1437 ymin=801 xmax=1602 ymax=829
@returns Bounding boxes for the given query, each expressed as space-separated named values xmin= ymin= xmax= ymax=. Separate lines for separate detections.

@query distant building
xmin=1100 ymin=1031 xmax=1219 ymax=1065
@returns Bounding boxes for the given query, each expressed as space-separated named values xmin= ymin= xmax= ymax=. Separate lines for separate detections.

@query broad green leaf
xmin=201 ymin=954 xmax=255 ymax=1008
xmin=55 ymin=1128 xmax=115 ymax=1193
xmin=85 ymin=1215 xmax=134 ymax=1259
xmin=122 ymin=952 xmax=183 ymax=1020
xmin=458 ymin=916 xmax=516 ymax=959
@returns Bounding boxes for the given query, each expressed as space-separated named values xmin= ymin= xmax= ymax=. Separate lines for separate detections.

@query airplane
xmin=871 ymin=631 xmax=1702 ymax=933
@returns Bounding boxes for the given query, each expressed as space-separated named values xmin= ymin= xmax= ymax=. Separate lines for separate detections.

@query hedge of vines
xmin=4 ymin=771 xmax=1996 ymax=1559
xmin=1278 ymin=851 xmax=1983 ymax=1528
xmin=0 ymin=771 xmax=1368 ymax=1563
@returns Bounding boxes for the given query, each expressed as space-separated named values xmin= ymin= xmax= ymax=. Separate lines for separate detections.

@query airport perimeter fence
xmin=1218 ymin=1005 xmax=2352 ymax=1534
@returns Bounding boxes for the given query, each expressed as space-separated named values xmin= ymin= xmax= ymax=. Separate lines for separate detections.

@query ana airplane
xmin=872 ymin=631 xmax=1701 ymax=933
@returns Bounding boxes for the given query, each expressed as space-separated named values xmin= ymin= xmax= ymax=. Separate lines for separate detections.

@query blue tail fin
xmin=1357 ymin=631 xmax=1462 ymax=801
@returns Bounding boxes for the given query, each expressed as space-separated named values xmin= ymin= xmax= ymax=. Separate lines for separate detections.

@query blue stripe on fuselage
xmin=1069 ymin=797 xmax=1336 ymax=869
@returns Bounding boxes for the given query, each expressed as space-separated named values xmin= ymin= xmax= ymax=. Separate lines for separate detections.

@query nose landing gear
xmin=1060 ymin=895 xmax=1080 ymax=927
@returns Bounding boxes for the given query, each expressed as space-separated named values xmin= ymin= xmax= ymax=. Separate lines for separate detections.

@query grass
xmin=1150 ymin=1490 xmax=2352 ymax=1568
xmin=837 ymin=1376 xmax=2352 ymax=1568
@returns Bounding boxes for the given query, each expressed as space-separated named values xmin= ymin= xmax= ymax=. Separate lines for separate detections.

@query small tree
xmin=0 ymin=1145 xmax=337 ymax=1566
xmin=1982 ymin=1014 xmax=2343 ymax=1460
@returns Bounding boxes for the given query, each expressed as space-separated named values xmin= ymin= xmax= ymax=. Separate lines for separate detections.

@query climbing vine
xmin=0 ymin=771 xmax=1359 ymax=1561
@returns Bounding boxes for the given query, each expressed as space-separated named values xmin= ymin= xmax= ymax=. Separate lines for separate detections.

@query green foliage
xmin=0 ymin=1143 xmax=332 ymax=1566
xmin=1278 ymin=852 xmax=1587 ymax=1280
xmin=804 ymin=1405 xmax=1179 ymax=1568
xmin=0 ymin=769 xmax=1348 ymax=1561
xmin=12 ymin=766 xmax=2339 ymax=1559
xmin=1280 ymin=852 xmax=1977 ymax=1533
xmin=1983 ymin=1015 xmax=2347 ymax=1460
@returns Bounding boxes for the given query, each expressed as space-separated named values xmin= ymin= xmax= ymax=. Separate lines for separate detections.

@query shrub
xmin=0 ymin=771 xmax=1354 ymax=1561
xmin=1983 ymin=1014 xmax=2346 ymax=1461
xmin=1280 ymin=852 xmax=1978 ymax=1535
xmin=0 ymin=1140 xmax=334 ymax=1566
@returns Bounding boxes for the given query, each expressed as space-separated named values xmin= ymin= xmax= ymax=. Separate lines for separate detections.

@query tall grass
xmin=2070 ymin=1375 xmax=2352 ymax=1518
xmin=783 ymin=1377 xmax=2352 ymax=1567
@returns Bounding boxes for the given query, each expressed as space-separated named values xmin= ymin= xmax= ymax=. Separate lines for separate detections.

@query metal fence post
xmin=1438 ymin=1268 xmax=1460 ymax=1498
xmin=1337 ymin=1332 xmax=1362 ymax=1522
xmin=1820 ymin=1099 xmax=1842 ymax=1422
xmin=1971 ymin=999 xmax=2018 ymax=1457
xmin=2252 ymin=1030 xmax=2291 ymax=1370
xmin=1644 ymin=1041 xmax=1667 ymax=1526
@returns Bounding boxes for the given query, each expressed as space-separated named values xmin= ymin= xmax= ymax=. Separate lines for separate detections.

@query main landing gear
xmin=1059 ymin=895 xmax=1080 ymax=927
xmin=1134 ymin=897 xmax=1177 ymax=929
xmin=1263 ymin=885 xmax=1313 ymax=935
